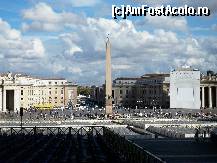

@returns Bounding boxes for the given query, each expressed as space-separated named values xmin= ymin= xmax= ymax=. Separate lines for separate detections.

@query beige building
xmin=91 ymin=71 xmax=217 ymax=110
xmin=200 ymin=72 xmax=217 ymax=109
xmin=0 ymin=72 xmax=77 ymax=112
xmin=112 ymin=78 xmax=138 ymax=108
xmin=91 ymin=85 xmax=104 ymax=107
xmin=134 ymin=74 xmax=170 ymax=108
xmin=91 ymin=74 xmax=170 ymax=108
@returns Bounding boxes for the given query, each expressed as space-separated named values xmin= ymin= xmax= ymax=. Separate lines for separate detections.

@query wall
xmin=170 ymin=70 xmax=200 ymax=109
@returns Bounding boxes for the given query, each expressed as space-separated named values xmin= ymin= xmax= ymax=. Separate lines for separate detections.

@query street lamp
xmin=152 ymin=99 xmax=155 ymax=112
xmin=137 ymin=100 xmax=142 ymax=109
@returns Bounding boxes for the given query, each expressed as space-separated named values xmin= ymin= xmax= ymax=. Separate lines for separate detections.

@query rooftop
xmin=0 ymin=72 xmax=67 ymax=81
xmin=115 ymin=77 xmax=140 ymax=80
xmin=173 ymin=66 xmax=199 ymax=72
xmin=41 ymin=78 xmax=66 ymax=80
xmin=141 ymin=73 xmax=170 ymax=79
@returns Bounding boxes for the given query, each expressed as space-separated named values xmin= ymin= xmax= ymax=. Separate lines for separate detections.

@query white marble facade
xmin=0 ymin=73 xmax=21 ymax=112
xmin=170 ymin=67 xmax=200 ymax=110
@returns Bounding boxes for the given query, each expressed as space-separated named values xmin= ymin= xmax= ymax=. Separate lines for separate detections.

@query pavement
xmin=131 ymin=138 xmax=217 ymax=163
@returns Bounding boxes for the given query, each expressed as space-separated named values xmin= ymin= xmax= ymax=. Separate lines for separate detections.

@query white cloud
xmin=0 ymin=18 xmax=21 ymax=40
xmin=22 ymin=2 xmax=59 ymax=23
xmin=26 ymin=39 xmax=45 ymax=58
xmin=14 ymin=3 xmax=217 ymax=84
xmin=59 ymin=33 xmax=83 ymax=56
xmin=59 ymin=33 xmax=81 ymax=42
xmin=71 ymin=0 xmax=101 ymax=7
xmin=43 ymin=16 xmax=215 ymax=84
xmin=112 ymin=65 xmax=131 ymax=70
xmin=68 ymin=67 xmax=82 ymax=74
xmin=76 ymin=17 xmax=217 ymax=77
xmin=79 ymin=17 xmax=181 ymax=58
xmin=137 ymin=0 xmax=217 ymax=14
xmin=186 ymin=58 xmax=205 ymax=66
xmin=145 ymin=15 xmax=188 ymax=32
xmin=51 ymin=63 xmax=65 ymax=73
xmin=64 ymin=46 xmax=82 ymax=56
xmin=0 ymin=18 xmax=45 ymax=60
xmin=184 ymin=37 xmax=201 ymax=56
xmin=22 ymin=3 xmax=86 ymax=32
xmin=22 ymin=22 xmax=61 ymax=32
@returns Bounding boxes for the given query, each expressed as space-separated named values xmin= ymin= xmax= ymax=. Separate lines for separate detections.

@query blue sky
xmin=0 ymin=0 xmax=217 ymax=85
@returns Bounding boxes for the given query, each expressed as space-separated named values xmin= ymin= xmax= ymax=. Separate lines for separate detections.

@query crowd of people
xmin=0 ymin=106 xmax=217 ymax=122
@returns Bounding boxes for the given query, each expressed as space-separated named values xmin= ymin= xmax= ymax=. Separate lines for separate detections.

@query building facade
xmin=0 ymin=72 xmax=77 ymax=112
xmin=91 ymin=69 xmax=217 ymax=110
xmin=112 ymin=78 xmax=138 ymax=108
xmin=200 ymin=72 xmax=217 ymax=109
xmin=91 ymin=85 xmax=105 ymax=107
xmin=134 ymin=74 xmax=170 ymax=108
xmin=91 ymin=74 xmax=170 ymax=109
xmin=170 ymin=67 xmax=200 ymax=110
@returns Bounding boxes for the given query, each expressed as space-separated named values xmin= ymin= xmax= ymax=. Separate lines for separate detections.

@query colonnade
xmin=0 ymin=87 xmax=20 ymax=112
xmin=201 ymin=86 xmax=217 ymax=108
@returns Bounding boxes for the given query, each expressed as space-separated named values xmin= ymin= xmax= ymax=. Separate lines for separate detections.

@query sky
xmin=0 ymin=0 xmax=217 ymax=85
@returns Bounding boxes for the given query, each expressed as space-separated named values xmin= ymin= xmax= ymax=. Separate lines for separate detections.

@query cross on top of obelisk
xmin=106 ymin=34 xmax=110 ymax=43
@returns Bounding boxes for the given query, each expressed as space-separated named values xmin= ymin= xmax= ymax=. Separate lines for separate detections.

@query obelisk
xmin=105 ymin=36 xmax=112 ymax=115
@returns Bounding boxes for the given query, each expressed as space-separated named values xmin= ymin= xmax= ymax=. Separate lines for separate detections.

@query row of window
xmin=116 ymin=89 xmax=160 ymax=95
xmin=48 ymin=81 xmax=64 ymax=85
xmin=49 ymin=90 xmax=64 ymax=95
xmin=21 ymin=89 xmax=64 ymax=96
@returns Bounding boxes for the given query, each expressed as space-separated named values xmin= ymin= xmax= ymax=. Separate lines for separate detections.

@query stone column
xmin=216 ymin=87 xmax=217 ymax=108
xmin=202 ymin=87 xmax=205 ymax=108
xmin=0 ymin=88 xmax=2 ymax=111
xmin=209 ymin=86 xmax=212 ymax=108
xmin=2 ymin=88 xmax=6 ymax=112
xmin=105 ymin=37 xmax=112 ymax=115
xmin=14 ymin=89 xmax=20 ymax=112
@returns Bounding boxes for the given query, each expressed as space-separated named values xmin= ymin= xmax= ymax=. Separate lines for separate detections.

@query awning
xmin=33 ymin=103 xmax=53 ymax=109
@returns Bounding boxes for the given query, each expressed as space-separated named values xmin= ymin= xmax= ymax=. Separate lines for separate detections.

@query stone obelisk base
xmin=105 ymin=104 xmax=112 ymax=115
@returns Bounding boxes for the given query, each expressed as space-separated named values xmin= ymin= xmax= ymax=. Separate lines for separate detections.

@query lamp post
xmin=152 ymin=99 xmax=155 ymax=112
xmin=137 ymin=100 xmax=142 ymax=109
xmin=20 ymin=107 xmax=23 ymax=128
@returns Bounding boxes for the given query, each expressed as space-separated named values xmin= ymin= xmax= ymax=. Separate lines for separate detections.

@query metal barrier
xmin=0 ymin=126 xmax=165 ymax=163
xmin=0 ymin=126 xmax=104 ymax=136
xmin=100 ymin=127 xmax=166 ymax=163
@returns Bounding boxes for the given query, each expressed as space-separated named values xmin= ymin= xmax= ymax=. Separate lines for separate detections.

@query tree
xmin=77 ymin=86 xmax=92 ymax=96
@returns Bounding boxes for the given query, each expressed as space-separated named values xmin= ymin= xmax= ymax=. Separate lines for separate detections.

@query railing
xmin=99 ymin=127 xmax=166 ymax=163
xmin=0 ymin=126 xmax=165 ymax=163
xmin=0 ymin=126 xmax=104 ymax=136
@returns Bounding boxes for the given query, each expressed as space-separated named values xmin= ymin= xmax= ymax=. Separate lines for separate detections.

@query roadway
xmin=131 ymin=138 xmax=217 ymax=163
